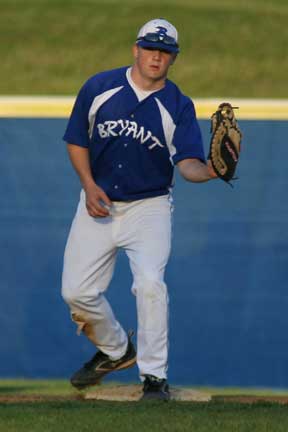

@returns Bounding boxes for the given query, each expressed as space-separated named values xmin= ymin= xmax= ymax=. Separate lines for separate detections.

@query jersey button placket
xmin=114 ymin=162 xmax=123 ymax=189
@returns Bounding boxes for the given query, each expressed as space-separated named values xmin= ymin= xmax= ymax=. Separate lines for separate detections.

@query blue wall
xmin=1 ymin=118 xmax=288 ymax=387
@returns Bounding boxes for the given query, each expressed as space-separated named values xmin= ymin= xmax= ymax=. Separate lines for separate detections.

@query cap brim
xmin=137 ymin=40 xmax=179 ymax=54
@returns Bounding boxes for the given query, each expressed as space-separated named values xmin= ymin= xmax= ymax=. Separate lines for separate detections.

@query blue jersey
xmin=63 ymin=66 xmax=205 ymax=201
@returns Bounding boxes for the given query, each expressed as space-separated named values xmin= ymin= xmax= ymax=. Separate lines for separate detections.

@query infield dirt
xmin=2 ymin=384 xmax=288 ymax=404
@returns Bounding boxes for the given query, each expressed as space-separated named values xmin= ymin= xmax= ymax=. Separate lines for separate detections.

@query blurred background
xmin=0 ymin=0 xmax=288 ymax=388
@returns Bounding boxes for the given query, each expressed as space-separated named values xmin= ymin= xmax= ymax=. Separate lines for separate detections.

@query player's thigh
xmin=62 ymin=193 xmax=117 ymax=297
xmin=125 ymin=195 xmax=172 ymax=284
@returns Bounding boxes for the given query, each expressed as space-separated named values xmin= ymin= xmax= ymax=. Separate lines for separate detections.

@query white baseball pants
xmin=62 ymin=190 xmax=172 ymax=380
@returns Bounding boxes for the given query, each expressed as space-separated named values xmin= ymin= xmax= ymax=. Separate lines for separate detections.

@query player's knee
xmin=61 ymin=287 xmax=79 ymax=307
xmin=61 ymin=279 xmax=84 ymax=307
xmin=132 ymin=272 xmax=167 ymax=300
xmin=62 ymin=280 xmax=102 ymax=309
xmin=61 ymin=269 xmax=84 ymax=305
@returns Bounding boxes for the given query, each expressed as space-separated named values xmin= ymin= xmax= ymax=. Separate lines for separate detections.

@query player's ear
xmin=170 ymin=53 xmax=177 ymax=65
xmin=132 ymin=44 xmax=139 ymax=60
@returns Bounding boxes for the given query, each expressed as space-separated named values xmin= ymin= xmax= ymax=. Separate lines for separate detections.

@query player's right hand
xmin=84 ymin=183 xmax=112 ymax=217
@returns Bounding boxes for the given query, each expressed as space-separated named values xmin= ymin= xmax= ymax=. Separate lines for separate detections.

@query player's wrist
xmin=81 ymin=177 xmax=97 ymax=192
xmin=207 ymin=160 xmax=218 ymax=179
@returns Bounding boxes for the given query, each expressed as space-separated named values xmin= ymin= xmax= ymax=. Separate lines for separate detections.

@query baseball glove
xmin=208 ymin=102 xmax=242 ymax=184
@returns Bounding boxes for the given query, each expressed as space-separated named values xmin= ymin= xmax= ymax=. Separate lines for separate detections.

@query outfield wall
xmin=1 ymin=99 xmax=288 ymax=387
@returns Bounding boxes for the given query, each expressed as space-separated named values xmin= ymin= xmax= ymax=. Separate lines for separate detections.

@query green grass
xmin=0 ymin=379 xmax=72 ymax=396
xmin=1 ymin=399 xmax=288 ymax=432
xmin=1 ymin=0 xmax=288 ymax=97
xmin=1 ymin=380 xmax=288 ymax=432
xmin=1 ymin=400 xmax=288 ymax=432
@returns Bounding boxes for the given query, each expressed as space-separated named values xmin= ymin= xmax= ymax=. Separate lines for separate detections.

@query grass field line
xmin=0 ymin=96 xmax=287 ymax=119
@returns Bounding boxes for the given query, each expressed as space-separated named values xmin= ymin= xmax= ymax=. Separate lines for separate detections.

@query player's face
xmin=133 ymin=45 xmax=176 ymax=83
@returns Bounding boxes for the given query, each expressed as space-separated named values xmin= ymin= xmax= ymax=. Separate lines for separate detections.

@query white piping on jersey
xmin=154 ymin=97 xmax=176 ymax=164
xmin=88 ymin=86 xmax=123 ymax=138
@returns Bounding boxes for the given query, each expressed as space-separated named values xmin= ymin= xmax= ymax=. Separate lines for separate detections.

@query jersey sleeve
xmin=172 ymin=100 xmax=206 ymax=165
xmin=63 ymin=80 xmax=93 ymax=148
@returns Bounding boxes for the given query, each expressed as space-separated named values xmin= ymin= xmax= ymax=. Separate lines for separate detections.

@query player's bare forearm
xmin=67 ymin=144 xmax=111 ymax=217
xmin=67 ymin=144 xmax=95 ymax=189
xmin=177 ymin=158 xmax=217 ymax=183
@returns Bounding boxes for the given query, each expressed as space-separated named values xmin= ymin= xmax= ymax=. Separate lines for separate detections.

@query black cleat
xmin=70 ymin=334 xmax=136 ymax=390
xmin=141 ymin=375 xmax=170 ymax=401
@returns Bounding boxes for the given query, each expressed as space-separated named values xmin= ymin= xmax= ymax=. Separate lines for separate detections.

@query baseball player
xmin=62 ymin=18 xmax=217 ymax=401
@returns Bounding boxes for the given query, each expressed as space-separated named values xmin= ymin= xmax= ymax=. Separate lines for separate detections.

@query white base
xmin=84 ymin=384 xmax=211 ymax=402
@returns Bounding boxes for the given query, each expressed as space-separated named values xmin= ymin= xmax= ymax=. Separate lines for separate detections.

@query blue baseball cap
xmin=136 ymin=18 xmax=179 ymax=54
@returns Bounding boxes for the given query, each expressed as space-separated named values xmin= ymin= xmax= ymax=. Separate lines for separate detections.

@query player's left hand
xmin=208 ymin=102 xmax=242 ymax=185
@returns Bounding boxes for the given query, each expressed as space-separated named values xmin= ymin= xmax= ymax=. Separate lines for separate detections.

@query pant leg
xmin=121 ymin=195 xmax=172 ymax=379
xmin=62 ymin=191 xmax=127 ymax=359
